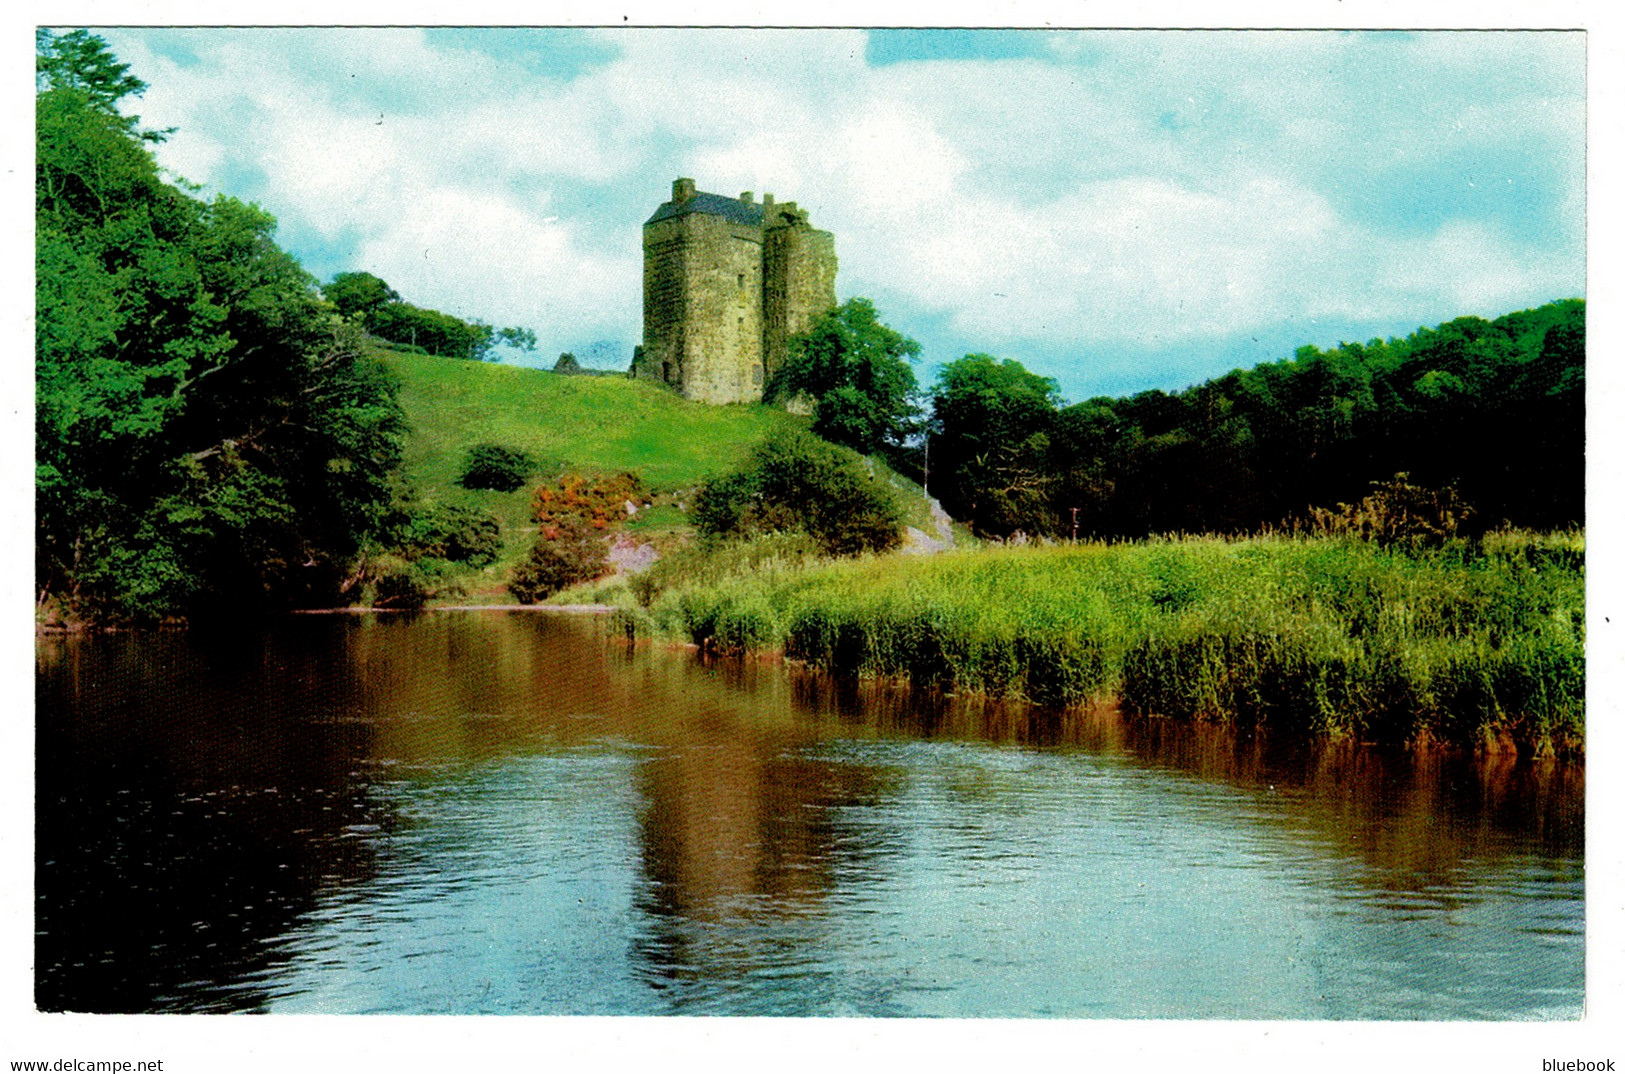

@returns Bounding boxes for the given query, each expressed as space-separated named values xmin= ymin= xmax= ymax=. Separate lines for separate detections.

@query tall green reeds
xmin=617 ymin=530 xmax=1583 ymax=756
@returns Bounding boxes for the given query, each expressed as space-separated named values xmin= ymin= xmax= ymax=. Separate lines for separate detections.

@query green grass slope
xmin=380 ymin=347 xmax=953 ymax=602
xmin=383 ymin=348 xmax=800 ymax=495
xmin=380 ymin=348 xmax=807 ymax=598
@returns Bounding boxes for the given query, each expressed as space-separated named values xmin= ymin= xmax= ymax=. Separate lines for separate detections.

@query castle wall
xmin=679 ymin=214 xmax=765 ymax=405
xmin=639 ymin=180 xmax=836 ymax=406
xmin=641 ymin=218 xmax=689 ymax=387
xmin=763 ymin=225 xmax=838 ymax=383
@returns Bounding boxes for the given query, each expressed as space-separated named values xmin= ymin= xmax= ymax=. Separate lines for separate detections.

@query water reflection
xmin=631 ymin=728 xmax=898 ymax=1006
xmin=35 ymin=629 xmax=386 ymax=1012
xmin=35 ymin=613 xmax=1583 ymax=1017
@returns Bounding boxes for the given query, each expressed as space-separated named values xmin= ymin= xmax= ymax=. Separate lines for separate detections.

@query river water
xmin=35 ymin=612 xmax=1584 ymax=1017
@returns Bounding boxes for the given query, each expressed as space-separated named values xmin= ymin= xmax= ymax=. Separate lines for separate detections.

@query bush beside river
xmin=610 ymin=531 xmax=1584 ymax=757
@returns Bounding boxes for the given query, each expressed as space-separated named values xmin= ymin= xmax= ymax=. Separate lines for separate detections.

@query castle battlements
xmin=632 ymin=178 xmax=837 ymax=404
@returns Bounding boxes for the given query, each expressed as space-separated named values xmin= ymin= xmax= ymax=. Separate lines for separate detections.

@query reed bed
xmin=615 ymin=531 xmax=1584 ymax=756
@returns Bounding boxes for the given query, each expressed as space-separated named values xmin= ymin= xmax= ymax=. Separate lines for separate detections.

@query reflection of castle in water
xmin=630 ymin=714 xmax=894 ymax=993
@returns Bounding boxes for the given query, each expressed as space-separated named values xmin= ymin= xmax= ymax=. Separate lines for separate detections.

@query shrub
xmin=457 ymin=443 xmax=538 ymax=492
xmin=1309 ymin=474 xmax=1477 ymax=547
xmin=508 ymin=470 xmax=647 ymax=604
xmin=363 ymin=555 xmax=430 ymax=610
xmin=693 ymin=428 xmax=904 ymax=556
xmin=531 ymin=471 xmax=646 ymax=530
xmin=508 ymin=519 xmax=608 ymax=604
xmin=399 ymin=503 xmax=502 ymax=566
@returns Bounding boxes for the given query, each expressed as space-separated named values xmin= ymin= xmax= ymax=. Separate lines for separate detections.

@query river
xmin=35 ymin=611 xmax=1583 ymax=1017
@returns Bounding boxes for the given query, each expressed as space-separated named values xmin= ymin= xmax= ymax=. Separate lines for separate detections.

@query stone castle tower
xmin=632 ymin=178 xmax=837 ymax=404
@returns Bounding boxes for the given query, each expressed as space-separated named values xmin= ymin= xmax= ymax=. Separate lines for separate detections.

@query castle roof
xmin=645 ymin=191 xmax=766 ymax=228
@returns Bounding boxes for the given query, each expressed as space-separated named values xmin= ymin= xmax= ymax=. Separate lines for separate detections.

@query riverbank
xmin=292 ymin=603 xmax=618 ymax=614
xmin=606 ymin=530 xmax=1585 ymax=758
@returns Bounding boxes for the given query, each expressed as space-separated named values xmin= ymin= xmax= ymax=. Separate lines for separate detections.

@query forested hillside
xmin=926 ymin=300 xmax=1584 ymax=538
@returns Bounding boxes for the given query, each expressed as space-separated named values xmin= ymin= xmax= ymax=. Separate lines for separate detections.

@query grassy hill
xmin=377 ymin=347 xmax=796 ymax=599
xmin=383 ymin=347 xmax=800 ymax=494
xmin=378 ymin=346 xmax=949 ymax=603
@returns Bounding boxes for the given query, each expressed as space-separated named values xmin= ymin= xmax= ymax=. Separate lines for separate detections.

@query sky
xmin=82 ymin=26 xmax=1586 ymax=401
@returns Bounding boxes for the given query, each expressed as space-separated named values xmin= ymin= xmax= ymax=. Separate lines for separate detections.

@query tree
xmin=323 ymin=271 xmax=400 ymax=321
xmin=457 ymin=443 xmax=538 ymax=492
xmin=508 ymin=472 xmax=645 ymax=604
xmin=693 ymin=428 xmax=904 ymax=556
xmin=498 ymin=327 xmax=538 ymax=354
xmin=508 ymin=520 xmax=606 ymax=604
xmin=1028 ymin=300 xmax=1584 ymax=541
xmin=767 ymin=298 xmax=921 ymax=460
xmin=324 ymin=271 xmax=535 ymax=362
xmin=36 ymin=33 xmax=406 ymax=623
xmin=36 ymin=29 xmax=148 ymax=113
xmin=929 ymin=354 xmax=1060 ymax=537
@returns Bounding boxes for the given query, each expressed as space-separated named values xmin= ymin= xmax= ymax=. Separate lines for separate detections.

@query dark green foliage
xmin=767 ymin=298 xmax=922 ymax=461
xmin=36 ymin=29 xmax=147 ymax=114
xmin=456 ymin=443 xmax=538 ymax=492
xmin=693 ymin=428 xmax=904 ymax=556
xmin=323 ymin=271 xmax=399 ymax=320
xmin=508 ymin=519 xmax=607 ymax=604
xmin=368 ymin=300 xmax=495 ymax=361
xmin=344 ymin=496 xmax=502 ymax=608
xmin=397 ymin=503 xmax=502 ymax=567
xmin=552 ymin=352 xmax=581 ymax=374
xmin=1309 ymin=473 xmax=1477 ymax=547
xmin=497 ymin=326 xmax=538 ymax=353
xmin=929 ymin=354 xmax=1062 ymax=537
xmin=927 ymin=301 xmax=1583 ymax=540
xmin=36 ymin=35 xmax=406 ymax=623
xmin=322 ymin=271 xmax=533 ymax=362
xmin=371 ymin=563 xmax=431 ymax=610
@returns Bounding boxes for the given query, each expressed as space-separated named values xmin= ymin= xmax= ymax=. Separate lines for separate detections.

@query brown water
xmin=35 ymin=612 xmax=1584 ymax=1017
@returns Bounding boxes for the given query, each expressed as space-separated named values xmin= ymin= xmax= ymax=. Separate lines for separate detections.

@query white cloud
xmin=99 ymin=27 xmax=1584 ymax=392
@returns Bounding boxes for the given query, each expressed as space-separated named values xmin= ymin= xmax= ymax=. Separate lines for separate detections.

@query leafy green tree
xmin=36 ymin=29 xmax=148 ymax=113
xmin=1030 ymin=300 xmax=1583 ymax=541
xmin=499 ymin=327 xmax=539 ymax=353
xmin=929 ymin=354 xmax=1060 ymax=537
xmin=324 ymin=270 xmax=535 ymax=362
xmin=768 ymin=298 xmax=921 ymax=460
xmin=366 ymin=300 xmax=489 ymax=358
xmin=396 ymin=503 xmax=502 ymax=566
xmin=323 ymin=271 xmax=400 ymax=321
xmin=693 ymin=428 xmax=903 ymax=556
xmin=36 ymin=33 xmax=406 ymax=623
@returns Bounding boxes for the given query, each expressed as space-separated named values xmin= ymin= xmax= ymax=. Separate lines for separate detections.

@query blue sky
xmin=92 ymin=27 xmax=1585 ymax=402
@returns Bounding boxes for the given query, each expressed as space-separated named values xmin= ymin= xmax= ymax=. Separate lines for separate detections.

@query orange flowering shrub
xmin=531 ymin=471 xmax=646 ymax=531
xmin=510 ymin=471 xmax=648 ymax=604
